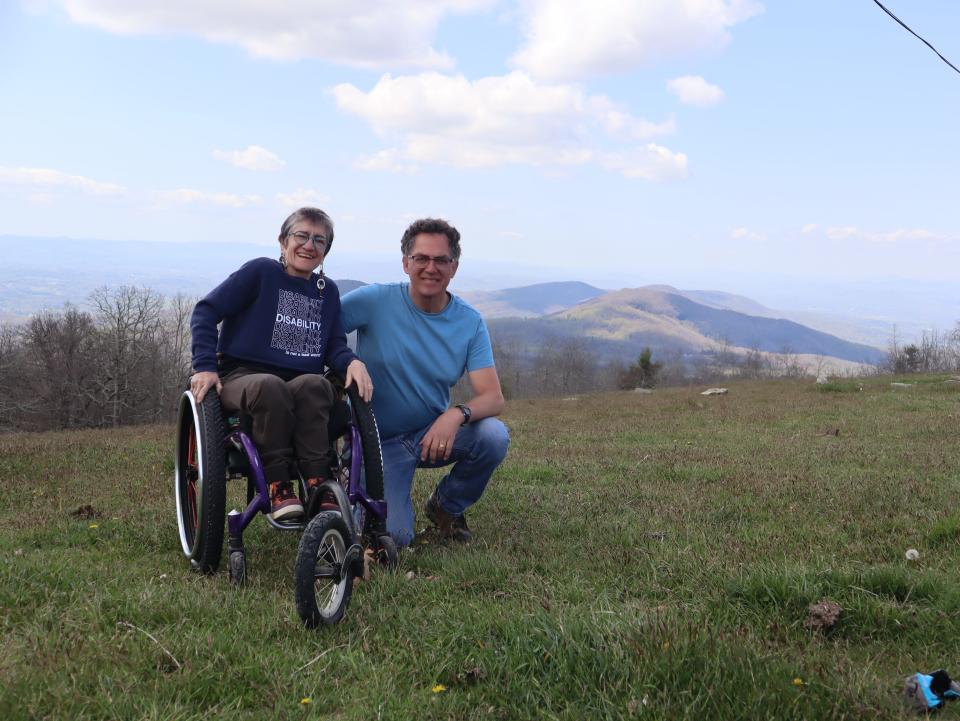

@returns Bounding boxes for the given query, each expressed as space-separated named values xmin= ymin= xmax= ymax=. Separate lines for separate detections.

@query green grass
xmin=2 ymin=375 xmax=960 ymax=719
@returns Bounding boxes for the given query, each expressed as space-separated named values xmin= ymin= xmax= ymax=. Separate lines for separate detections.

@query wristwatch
xmin=455 ymin=403 xmax=472 ymax=425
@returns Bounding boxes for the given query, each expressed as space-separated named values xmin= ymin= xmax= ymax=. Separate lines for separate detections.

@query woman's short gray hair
xmin=279 ymin=207 xmax=335 ymax=252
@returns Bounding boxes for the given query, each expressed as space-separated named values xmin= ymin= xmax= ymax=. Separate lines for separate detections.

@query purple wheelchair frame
xmin=223 ymin=412 xmax=387 ymax=555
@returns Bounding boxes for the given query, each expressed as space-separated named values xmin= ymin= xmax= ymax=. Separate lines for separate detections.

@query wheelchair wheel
xmin=330 ymin=384 xmax=385 ymax=536
xmin=294 ymin=512 xmax=356 ymax=627
xmin=174 ymin=390 xmax=227 ymax=574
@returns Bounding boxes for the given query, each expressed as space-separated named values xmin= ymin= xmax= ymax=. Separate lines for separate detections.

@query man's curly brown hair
xmin=400 ymin=218 xmax=461 ymax=260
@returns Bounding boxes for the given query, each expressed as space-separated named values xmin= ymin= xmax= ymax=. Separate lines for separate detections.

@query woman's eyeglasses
xmin=288 ymin=231 xmax=328 ymax=250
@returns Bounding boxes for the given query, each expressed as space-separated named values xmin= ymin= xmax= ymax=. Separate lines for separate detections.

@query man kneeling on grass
xmin=341 ymin=218 xmax=509 ymax=547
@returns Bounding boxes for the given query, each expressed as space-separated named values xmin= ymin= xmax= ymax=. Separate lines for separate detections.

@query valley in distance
xmin=1 ymin=234 xmax=951 ymax=377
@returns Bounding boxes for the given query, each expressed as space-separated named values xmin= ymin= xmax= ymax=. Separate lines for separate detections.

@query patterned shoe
xmin=305 ymin=477 xmax=339 ymax=513
xmin=269 ymin=481 xmax=303 ymax=521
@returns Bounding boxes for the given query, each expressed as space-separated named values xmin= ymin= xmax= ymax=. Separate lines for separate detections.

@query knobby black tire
xmin=177 ymin=391 xmax=227 ymax=574
xmin=344 ymin=384 xmax=385 ymax=507
xmin=295 ymin=512 xmax=355 ymax=627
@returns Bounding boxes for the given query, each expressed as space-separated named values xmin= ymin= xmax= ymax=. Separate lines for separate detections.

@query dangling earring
xmin=279 ymin=253 xmax=287 ymax=269
xmin=316 ymin=260 xmax=325 ymax=291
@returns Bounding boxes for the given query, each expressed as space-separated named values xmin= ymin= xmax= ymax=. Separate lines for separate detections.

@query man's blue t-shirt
xmin=341 ymin=283 xmax=495 ymax=439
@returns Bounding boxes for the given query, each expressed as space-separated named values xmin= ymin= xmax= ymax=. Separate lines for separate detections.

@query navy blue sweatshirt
xmin=191 ymin=257 xmax=356 ymax=379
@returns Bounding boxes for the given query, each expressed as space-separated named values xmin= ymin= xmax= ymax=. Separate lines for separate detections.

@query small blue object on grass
xmin=903 ymin=669 xmax=960 ymax=713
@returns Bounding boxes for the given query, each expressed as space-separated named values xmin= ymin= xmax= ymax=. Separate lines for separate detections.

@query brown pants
xmin=220 ymin=367 xmax=337 ymax=483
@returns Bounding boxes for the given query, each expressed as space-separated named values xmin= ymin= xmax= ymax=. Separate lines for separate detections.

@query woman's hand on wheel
xmin=190 ymin=371 xmax=222 ymax=403
xmin=345 ymin=359 xmax=373 ymax=403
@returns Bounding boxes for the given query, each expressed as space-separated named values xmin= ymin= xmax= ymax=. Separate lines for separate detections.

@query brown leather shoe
xmin=424 ymin=491 xmax=472 ymax=543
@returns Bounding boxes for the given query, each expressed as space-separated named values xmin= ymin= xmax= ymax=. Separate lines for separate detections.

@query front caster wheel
xmin=295 ymin=512 xmax=356 ymax=627
xmin=228 ymin=550 xmax=246 ymax=587
xmin=372 ymin=534 xmax=398 ymax=570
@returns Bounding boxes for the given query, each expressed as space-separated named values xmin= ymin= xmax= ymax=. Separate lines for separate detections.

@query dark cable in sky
xmin=872 ymin=0 xmax=960 ymax=75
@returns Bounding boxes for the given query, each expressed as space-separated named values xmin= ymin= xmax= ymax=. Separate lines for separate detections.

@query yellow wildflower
xmin=432 ymin=684 xmax=447 ymax=693
xmin=300 ymin=697 xmax=312 ymax=705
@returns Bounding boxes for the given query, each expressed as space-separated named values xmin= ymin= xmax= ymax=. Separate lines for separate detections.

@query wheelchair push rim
xmin=175 ymin=392 xmax=202 ymax=557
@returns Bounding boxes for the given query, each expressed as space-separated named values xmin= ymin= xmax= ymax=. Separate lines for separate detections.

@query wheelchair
xmin=173 ymin=373 xmax=396 ymax=627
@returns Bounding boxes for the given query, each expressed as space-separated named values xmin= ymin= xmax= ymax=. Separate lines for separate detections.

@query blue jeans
xmin=379 ymin=417 xmax=510 ymax=547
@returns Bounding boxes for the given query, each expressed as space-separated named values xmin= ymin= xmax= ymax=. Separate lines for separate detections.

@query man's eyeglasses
xmin=407 ymin=254 xmax=455 ymax=270
xmin=288 ymin=231 xmax=328 ymax=250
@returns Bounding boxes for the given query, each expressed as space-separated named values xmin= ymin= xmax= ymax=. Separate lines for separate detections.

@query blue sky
xmin=1 ymin=1 xmax=959 ymax=303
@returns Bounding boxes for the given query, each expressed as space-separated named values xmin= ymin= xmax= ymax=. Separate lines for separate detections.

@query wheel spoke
xmin=309 ymin=527 xmax=349 ymax=616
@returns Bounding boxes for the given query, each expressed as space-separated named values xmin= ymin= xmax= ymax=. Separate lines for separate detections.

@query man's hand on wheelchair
xmin=190 ymin=371 xmax=222 ymax=403
xmin=345 ymin=359 xmax=373 ymax=403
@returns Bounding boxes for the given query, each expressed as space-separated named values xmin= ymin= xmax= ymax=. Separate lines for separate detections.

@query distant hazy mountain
xmin=464 ymin=281 xmax=907 ymax=351
xmin=0 ymin=235 xmax=939 ymax=359
xmin=336 ymin=279 xmax=367 ymax=295
xmin=459 ymin=281 xmax=606 ymax=318
xmin=488 ymin=286 xmax=885 ymax=365
xmin=678 ymin=288 xmax=780 ymax=318
xmin=675 ymin=288 xmax=915 ymax=349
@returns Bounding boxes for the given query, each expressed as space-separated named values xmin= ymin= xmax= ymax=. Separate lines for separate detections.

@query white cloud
xmin=334 ymin=71 xmax=685 ymax=179
xmin=599 ymin=145 xmax=688 ymax=181
xmin=667 ymin=75 xmax=725 ymax=107
xmin=825 ymin=226 xmax=859 ymax=241
xmin=53 ymin=0 xmax=493 ymax=68
xmin=731 ymin=227 xmax=766 ymax=241
xmin=212 ymin=145 xmax=285 ymax=172
xmin=825 ymin=226 xmax=949 ymax=243
xmin=353 ymin=149 xmax=420 ymax=174
xmin=276 ymin=189 xmax=332 ymax=208
xmin=801 ymin=223 xmax=818 ymax=234
xmin=0 ymin=165 xmax=124 ymax=195
xmin=159 ymin=189 xmax=262 ymax=208
xmin=513 ymin=0 xmax=763 ymax=81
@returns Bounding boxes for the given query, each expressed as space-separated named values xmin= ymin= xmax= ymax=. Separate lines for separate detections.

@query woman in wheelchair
xmin=189 ymin=206 xmax=372 ymax=522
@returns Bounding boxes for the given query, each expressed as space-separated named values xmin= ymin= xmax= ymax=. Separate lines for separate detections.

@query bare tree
xmin=533 ymin=336 xmax=597 ymax=396
xmin=89 ymin=286 xmax=165 ymax=426
xmin=151 ymin=293 xmax=196 ymax=422
xmin=17 ymin=307 xmax=99 ymax=429
xmin=0 ymin=324 xmax=29 ymax=429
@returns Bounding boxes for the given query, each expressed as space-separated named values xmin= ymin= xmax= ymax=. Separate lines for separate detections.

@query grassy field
xmin=2 ymin=375 xmax=959 ymax=720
